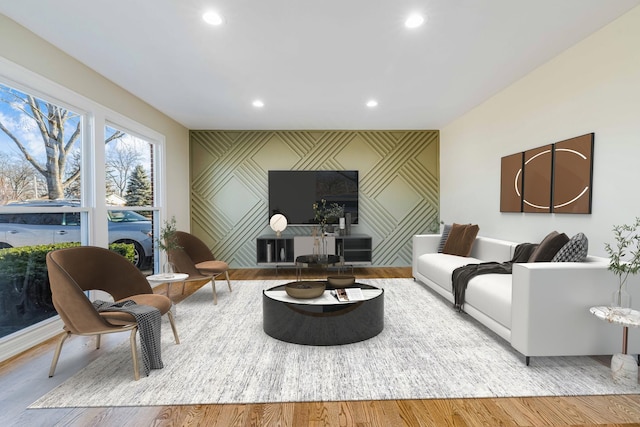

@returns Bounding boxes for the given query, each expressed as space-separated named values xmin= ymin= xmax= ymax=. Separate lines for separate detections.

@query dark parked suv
xmin=0 ymin=200 xmax=153 ymax=268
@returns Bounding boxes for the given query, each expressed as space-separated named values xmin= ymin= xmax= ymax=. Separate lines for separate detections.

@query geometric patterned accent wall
xmin=190 ymin=130 xmax=440 ymax=267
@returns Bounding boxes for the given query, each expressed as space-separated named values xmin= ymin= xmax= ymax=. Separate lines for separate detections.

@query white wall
xmin=440 ymin=5 xmax=640 ymax=258
xmin=0 ymin=14 xmax=190 ymax=230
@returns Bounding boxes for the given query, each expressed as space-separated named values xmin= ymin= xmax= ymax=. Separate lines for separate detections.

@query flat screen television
xmin=268 ymin=170 xmax=358 ymax=225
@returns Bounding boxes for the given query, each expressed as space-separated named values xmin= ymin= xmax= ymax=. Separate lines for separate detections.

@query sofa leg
xmin=525 ymin=356 xmax=530 ymax=366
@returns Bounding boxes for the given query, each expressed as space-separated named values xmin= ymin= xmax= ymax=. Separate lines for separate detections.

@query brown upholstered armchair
xmin=168 ymin=231 xmax=232 ymax=305
xmin=46 ymin=246 xmax=180 ymax=381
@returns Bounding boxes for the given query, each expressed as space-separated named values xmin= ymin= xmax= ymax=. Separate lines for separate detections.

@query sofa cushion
xmin=437 ymin=224 xmax=452 ymax=253
xmin=417 ymin=253 xmax=483 ymax=293
xmin=552 ymin=232 xmax=588 ymax=262
xmin=442 ymin=223 xmax=480 ymax=257
xmin=528 ymin=231 xmax=569 ymax=262
xmin=465 ymin=274 xmax=512 ymax=329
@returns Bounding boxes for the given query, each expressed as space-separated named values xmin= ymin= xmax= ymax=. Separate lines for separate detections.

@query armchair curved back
xmin=46 ymin=246 xmax=151 ymax=335
xmin=174 ymin=231 xmax=216 ymax=264
xmin=48 ymin=246 xmax=153 ymax=299
xmin=46 ymin=250 xmax=111 ymax=335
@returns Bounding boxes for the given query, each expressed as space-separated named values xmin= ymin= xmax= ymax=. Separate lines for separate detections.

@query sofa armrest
xmin=510 ymin=261 xmax=640 ymax=356
xmin=412 ymin=234 xmax=441 ymax=276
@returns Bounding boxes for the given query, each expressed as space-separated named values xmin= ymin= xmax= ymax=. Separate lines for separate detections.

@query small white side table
xmin=590 ymin=306 xmax=640 ymax=385
xmin=147 ymin=272 xmax=189 ymax=295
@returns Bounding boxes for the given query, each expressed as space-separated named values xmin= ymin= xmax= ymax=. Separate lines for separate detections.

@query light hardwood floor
xmin=2 ymin=267 xmax=640 ymax=426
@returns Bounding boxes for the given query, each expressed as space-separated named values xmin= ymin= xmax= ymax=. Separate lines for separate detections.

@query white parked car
xmin=0 ymin=200 xmax=153 ymax=268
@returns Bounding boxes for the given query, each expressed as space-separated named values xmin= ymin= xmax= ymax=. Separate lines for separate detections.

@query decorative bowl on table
xmin=327 ymin=275 xmax=355 ymax=288
xmin=285 ymin=281 xmax=326 ymax=299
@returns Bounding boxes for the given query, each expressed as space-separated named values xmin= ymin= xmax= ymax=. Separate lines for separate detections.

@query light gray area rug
xmin=30 ymin=279 xmax=640 ymax=408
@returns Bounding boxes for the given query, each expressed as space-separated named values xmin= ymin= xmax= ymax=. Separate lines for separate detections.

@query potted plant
xmin=157 ymin=216 xmax=182 ymax=275
xmin=312 ymin=199 xmax=344 ymax=233
xmin=604 ymin=217 xmax=640 ymax=308
xmin=311 ymin=200 xmax=344 ymax=260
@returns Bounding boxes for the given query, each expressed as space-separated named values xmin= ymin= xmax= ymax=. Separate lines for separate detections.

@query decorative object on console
xmin=313 ymin=199 xmax=344 ymax=233
xmin=269 ymin=213 xmax=288 ymax=237
xmin=345 ymin=212 xmax=352 ymax=235
xmin=442 ymin=223 xmax=480 ymax=257
xmin=500 ymin=133 xmax=594 ymax=214
xmin=605 ymin=217 xmax=640 ymax=308
xmin=312 ymin=227 xmax=328 ymax=261
xmin=285 ymin=281 xmax=326 ymax=299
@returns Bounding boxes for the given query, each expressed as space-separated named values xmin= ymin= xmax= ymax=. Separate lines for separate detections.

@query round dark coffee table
xmin=262 ymin=281 xmax=384 ymax=345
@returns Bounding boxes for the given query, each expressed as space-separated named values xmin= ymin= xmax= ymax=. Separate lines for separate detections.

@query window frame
xmin=0 ymin=56 xmax=169 ymax=362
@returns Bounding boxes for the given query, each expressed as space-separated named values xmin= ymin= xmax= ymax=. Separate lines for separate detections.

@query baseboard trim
xmin=0 ymin=317 xmax=63 ymax=362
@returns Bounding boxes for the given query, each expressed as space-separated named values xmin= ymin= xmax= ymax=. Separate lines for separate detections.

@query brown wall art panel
xmin=500 ymin=152 xmax=524 ymax=212
xmin=552 ymin=133 xmax=594 ymax=214
xmin=523 ymin=144 xmax=553 ymax=213
xmin=499 ymin=133 xmax=594 ymax=215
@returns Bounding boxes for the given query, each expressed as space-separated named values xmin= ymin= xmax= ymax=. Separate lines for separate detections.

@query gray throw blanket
xmin=452 ymin=243 xmax=538 ymax=311
xmin=93 ymin=300 xmax=163 ymax=376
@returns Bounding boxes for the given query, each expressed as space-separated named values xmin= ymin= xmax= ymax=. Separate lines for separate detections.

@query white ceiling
xmin=1 ymin=1 xmax=639 ymax=130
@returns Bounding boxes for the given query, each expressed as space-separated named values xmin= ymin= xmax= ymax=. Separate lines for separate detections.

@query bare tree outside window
xmin=106 ymin=128 xmax=142 ymax=198
xmin=0 ymin=83 xmax=82 ymax=201
xmin=0 ymin=152 xmax=46 ymax=202
xmin=105 ymin=125 xmax=153 ymax=207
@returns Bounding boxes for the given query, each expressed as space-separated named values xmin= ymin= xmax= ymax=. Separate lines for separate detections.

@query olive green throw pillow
xmin=442 ymin=223 xmax=480 ymax=257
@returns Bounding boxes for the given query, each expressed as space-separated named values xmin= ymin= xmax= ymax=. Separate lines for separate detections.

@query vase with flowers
xmin=312 ymin=199 xmax=344 ymax=233
xmin=604 ymin=217 xmax=640 ymax=309
xmin=156 ymin=216 xmax=182 ymax=276
xmin=312 ymin=199 xmax=344 ymax=260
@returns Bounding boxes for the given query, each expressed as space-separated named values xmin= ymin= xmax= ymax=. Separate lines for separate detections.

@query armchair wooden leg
xmin=225 ymin=271 xmax=232 ymax=292
xmin=130 ymin=327 xmax=140 ymax=381
xmin=211 ymin=279 xmax=218 ymax=305
xmin=96 ymin=334 xmax=101 ymax=349
xmin=49 ymin=332 xmax=70 ymax=378
xmin=166 ymin=310 xmax=180 ymax=344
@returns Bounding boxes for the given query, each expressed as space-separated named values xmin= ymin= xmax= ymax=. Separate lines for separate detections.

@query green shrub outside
xmin=0 ymin=242 xmax=136 ymax=339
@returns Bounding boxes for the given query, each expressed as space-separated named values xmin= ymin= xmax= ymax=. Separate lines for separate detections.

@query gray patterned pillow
xmin=437 ymin=224 xmax=452 ymax=253
xmin=552 ymin=232 xmax=588 ymax=262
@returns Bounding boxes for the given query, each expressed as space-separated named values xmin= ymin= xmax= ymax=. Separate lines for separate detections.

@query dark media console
xmin=256 ymin=234 xmax=372 ymax=267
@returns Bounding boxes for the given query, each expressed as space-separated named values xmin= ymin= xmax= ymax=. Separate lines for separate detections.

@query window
xmin=0 ymin=82 xmax=85 ymax=338
xmin=105 ymin=125 xmax=157 ymax=269
xmin=0 ymin=68 xmax=165 ymax=348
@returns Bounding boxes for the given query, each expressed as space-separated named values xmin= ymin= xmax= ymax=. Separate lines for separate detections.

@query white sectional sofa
xmin=412 ymin=234 xmax=640 ymax=364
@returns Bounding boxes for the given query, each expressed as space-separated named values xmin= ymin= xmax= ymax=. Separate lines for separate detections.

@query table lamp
xmin=269 ymin=213 xmax=288 ymax=237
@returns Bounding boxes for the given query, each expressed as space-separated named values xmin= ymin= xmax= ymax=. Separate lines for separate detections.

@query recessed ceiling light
xmin=405 ymin=13 xmax=425 ymax=29
xmin=366 ymin=100 xmax=378 ymax=108
xmin=252 ymin=100 xmax=264 ymax=108
xmin=203 ymin=11 xmax=224 ymax=26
